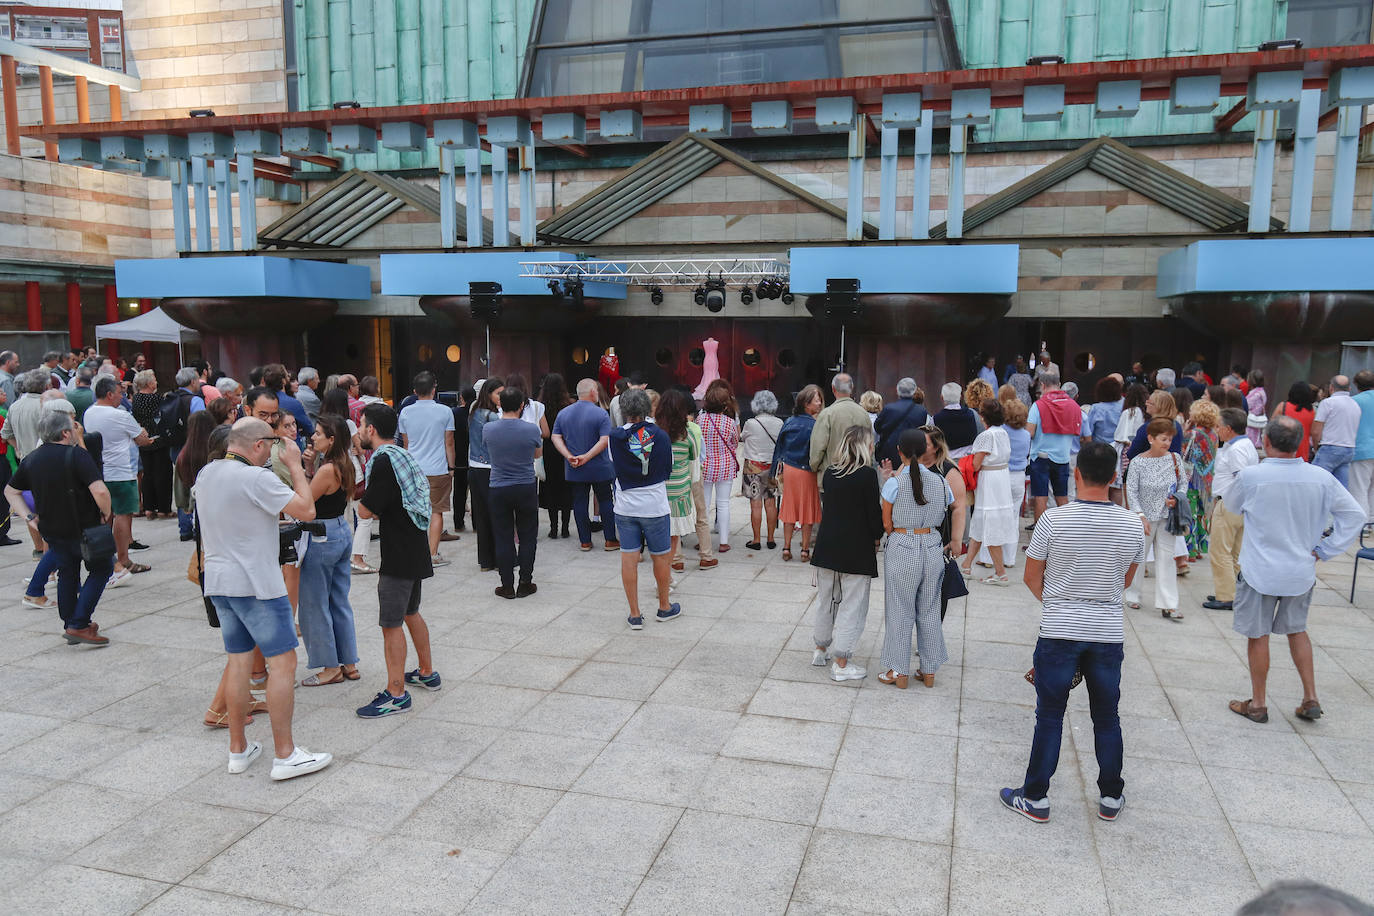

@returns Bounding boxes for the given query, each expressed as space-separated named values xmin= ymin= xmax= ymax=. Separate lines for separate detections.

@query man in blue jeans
xmin=1002 ymin=441 xmax=1146 ymax=823
xmin=553 ymin=378 xmax=619 ymax=551
xmin=1024 ymin=371 xmax=1079 ymax=527
xmin=5 ymin=411 xmax=114 ymax=645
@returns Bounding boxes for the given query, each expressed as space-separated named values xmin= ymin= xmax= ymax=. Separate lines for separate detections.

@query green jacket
xmin=808 ymin=397 xmax=872 ymax=473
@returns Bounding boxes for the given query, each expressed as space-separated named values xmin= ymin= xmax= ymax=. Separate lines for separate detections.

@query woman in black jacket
xmin=809 ymin=424 xmax=884 ymax=683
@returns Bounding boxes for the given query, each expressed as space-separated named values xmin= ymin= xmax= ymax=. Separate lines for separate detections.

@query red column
xmin=103 ymin=284 xmax=120 ymax=360
xmin=25 ymin=281 xmax=41 ymax=331
xmin=139 ymin=298 xmax=153 ymax=360
xmin=66 ymin=282 xmax=82 ymax=350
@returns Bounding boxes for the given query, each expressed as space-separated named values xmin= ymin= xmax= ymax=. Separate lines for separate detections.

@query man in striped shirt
xmin=1001 ymin=441 xmax=1146 ymax=825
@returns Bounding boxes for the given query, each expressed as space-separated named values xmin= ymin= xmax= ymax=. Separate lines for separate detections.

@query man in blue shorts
xmin=608 ymin=388 xmax=682 ymax=629
xmin=196 ymin=418 xmax=333 ymax=781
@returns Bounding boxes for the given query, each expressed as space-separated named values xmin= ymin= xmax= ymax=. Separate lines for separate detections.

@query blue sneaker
xmin=999 ymin=787 xmax=1049 ymax=823
xmin=356 ymin=690 xmax=412 ymax=718
xmin=1098 ymin=795 xmax=1124 ymax=821
xmin=655 ymin=603 xmax=682 ymax=623
xmin=404 ymin=669 xmax=442 ymax=691
xmin=627 ymin=616 xmax=644 ymax=630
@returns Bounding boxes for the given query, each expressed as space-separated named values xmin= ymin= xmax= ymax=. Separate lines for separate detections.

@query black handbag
xmin=63 ymin=447 xmax=116 ymax=567
xmin=193 ymin=508 xmax=220 ymax=628
xmin=941 ymin=553 xmax=969 ymax=605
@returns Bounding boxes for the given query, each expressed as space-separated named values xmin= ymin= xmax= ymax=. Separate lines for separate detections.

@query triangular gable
xmin=260 ymin=169 xmax=495 ymax=248
xmin=930 ymin=136 xmax=1283 ymax=239
xmin=539 ymin=134 xmax=879 ymax=243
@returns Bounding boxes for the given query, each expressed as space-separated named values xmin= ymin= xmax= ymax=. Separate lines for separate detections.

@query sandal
xmin=914 ymin=670 xmax=936 ymax=688
xmin=300 ymin=670 xmax=344 ymax=687
xmin=1161 ymin=609 xmax=1184 ymax=621
xmin=249 ymin=699 xmax=269 ymax=717
xmin=342 ymin=666 xmax=360 ymax=680
xmin=799 ymin=548 xmax=810 ymax=563
xmin=126 ymin=563 xmax=151 ymax=574
xmin=205 ymin=706 xmax=256 ymax=728
xmin=745 ymin=541 xmax=762 ymax=551
xmin=767 ymin=541 xmax=776 ymax=549
xmin=1295 ymin=699 xmax=1323 ymax=720
xmin=350 ymin=560 xmax=378 ymax=574
xmin=781 ymin=549 xmax=793 ymax=561
xmin=1229 ymin=698 xmax=1268 ymax=723
xmin=878 ymin=670 xmax=909 ymax=689
xmin=1126 ymin=601 xmax=1141 ymax=610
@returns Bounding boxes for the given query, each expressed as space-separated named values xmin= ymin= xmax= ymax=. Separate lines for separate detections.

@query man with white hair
xmin=216 ymin=377 xmax=244 ymax=416
xmin=1311 ymin=374 xmax=1360 ymax=490
xmin=84 ymin=375 xmax=157 ymax=588
xmin=1154 ymin=367 xmax=1176 ymax=390
xmin=2 ymin=369 xmax=51 ymax=464
xmin=874 ymin=377 xmax=929 ymax=466
xmin=809 ymin=373 xmax=871 ymax=474
xmin=551 ymin=377 xmax=619 ymax=550
xmin=296 ymin=367 xmax=321 ymax=422
xmin=933 ymin=382 xmax=978 ymax=459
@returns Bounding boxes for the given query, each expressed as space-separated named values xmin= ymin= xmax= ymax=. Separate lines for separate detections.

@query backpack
xmin=156 ymin=389 xmax=193 ymax=447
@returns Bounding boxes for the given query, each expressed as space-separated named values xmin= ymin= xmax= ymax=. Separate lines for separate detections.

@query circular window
xmin=655 ymin=348 xmax=673 ymax=367
xmin=572 ymin=347 xmax=589 ymax=365
xmin=345 ymin=343 xmax=360 ymax=360
xmin=742 ymin=348 xmax=761 ymax=367
xmin=418 ymin=344 xmax=433 ymax=362
xmin=776 ymin=348 xmax=796 ymax=369
xmin=1073 ymin=352 xmax=1095 ymax=373
xmin=689 ymin=347 xmax=705 ymax=367
xmin=446 ymin=345 xmax=461 ymax=363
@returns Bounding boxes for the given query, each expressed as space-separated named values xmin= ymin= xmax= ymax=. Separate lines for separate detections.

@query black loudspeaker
xmin=824 ymin=278 xmax=861 ymax=319
xmin=469 ymin=281 xmax=502 ymax=320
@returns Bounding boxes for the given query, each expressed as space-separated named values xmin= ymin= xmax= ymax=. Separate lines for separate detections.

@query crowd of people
xmin=3 ymin=345 xmax=1370 ymax=802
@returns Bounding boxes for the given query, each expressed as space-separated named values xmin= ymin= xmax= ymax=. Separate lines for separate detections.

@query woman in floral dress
xmin=1181 ymin=399 xmax=1219 ymax=560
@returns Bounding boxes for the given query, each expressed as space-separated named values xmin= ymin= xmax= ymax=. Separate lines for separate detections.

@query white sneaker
xmin=270 ymin=746 xmax=333 ymax=781
xmin=430 ymin=554 xmax=450 ymax=568
xmin=811 ymin=648 xmax=830 ymax=667
xmin=831 ymin=661 xmax=867 ymax=682
xmin=227 ymin=741 xmax=261 ymax=774
xmin=106 ymin=570 xmax=133 ymax=589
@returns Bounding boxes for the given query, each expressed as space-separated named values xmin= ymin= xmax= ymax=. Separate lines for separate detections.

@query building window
xmin=522 ymin=0 xmax=959 ymax=97
xmin=1286 ymin=0 xmax=1373 ymax=47
xmin=283 ymin=0 xmax=300 ymax=110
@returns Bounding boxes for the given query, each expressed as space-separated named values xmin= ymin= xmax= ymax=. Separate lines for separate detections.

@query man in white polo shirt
xmin=397 ymin=370 xmax=454 ymax=566
xmin=1311 ymin=374 xmax=1361 ymax=491
xmin=82 ymin=375 xmax=156 ymax=587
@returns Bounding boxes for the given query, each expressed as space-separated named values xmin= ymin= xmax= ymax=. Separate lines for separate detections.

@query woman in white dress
xmin=960 ymin=399 xmax=1017 ymax=586
xmin=1112 ymin=383 xmax=1148 ymax=505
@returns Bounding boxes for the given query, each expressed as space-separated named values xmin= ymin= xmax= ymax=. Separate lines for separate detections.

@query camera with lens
xmin=279 ymin=520 xmax=327 ymax=565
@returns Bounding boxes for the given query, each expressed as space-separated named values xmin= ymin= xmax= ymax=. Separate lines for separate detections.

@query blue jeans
xmin=1022 ymin=637 xmax=1125 ymax=801
xmin=26 ymin=548 xmax=60 ymax=598
xmin=1313 ymin=444 xmax=1355 ymax=488
xmin=210 ymin=594 xmax=298 ymax=657
xmin=47 ymin=537 xmax=114 ymax=631
xmin=296 ymin=515 xmax=358 ymax=669
xmin=572 ymin=479 xmax=617 ymax=546
xmin=616 ymin=514 xmax=672 ymax=555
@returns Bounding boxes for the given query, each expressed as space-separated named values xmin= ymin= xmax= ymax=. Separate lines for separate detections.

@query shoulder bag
xmin=63 ymin=447 xmax=115 ymax=566
xmin=1163 ymin=452 xmax=1194 ymax=536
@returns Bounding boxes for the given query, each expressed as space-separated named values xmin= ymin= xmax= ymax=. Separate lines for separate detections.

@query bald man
xmin=1312 ymin=374 xmax=1360 ymax=490
xmin=809 ymin=373 xmax=871 ymax=475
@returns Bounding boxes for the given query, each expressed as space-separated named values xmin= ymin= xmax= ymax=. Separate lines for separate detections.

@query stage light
xmin=694 ymin=287 xmax=706 ymax=306
xmin=781 ymin=288 xmax=794 ymax=305
xmin=649 ymin=286 xmax=664 ymax=305
xmin=469 ymin=281 xmax=503 ymax=320
xmin=740 ymin=286 xmax=754 ymax=305
xmin=703 ymin=279 xmax=726 ymax=313
xmin=547 ymin=279 xmax=562 ymax=296
xmin=565 ymin=279 xmax=584 ymax=307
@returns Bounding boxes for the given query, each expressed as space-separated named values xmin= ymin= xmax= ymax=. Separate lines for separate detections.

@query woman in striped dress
xmin=657 ymin=391 xmax=697 ymax=551
xmin=879 ymin=428 xmax=952 ymax=689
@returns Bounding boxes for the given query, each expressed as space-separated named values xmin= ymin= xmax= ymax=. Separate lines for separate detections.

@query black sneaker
xmin=130 ymin=540 xmax=150 ymax=551
xmin=1098 ymin=795 xmax=1124 ymax=821
xmin=516 ymin=581 xmax=537 ymax=598
xmin=179 ymin=533 xmax=195 ymax=542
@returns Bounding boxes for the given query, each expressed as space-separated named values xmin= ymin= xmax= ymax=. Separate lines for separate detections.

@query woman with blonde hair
xmin=1181 ymin=399 xmax=1220 ymax=560
xmin=771 ymin=384 xmax=824 ymax=561
xmin=997 ymin=383 xmax=1018 ymax=406
xmin=808 ymin=424 xmax=884 ymax=683
xmin=965 ymin=378 xmax=995 ymax=418
xmin=859 ymin=390 xmax=883 ymax=426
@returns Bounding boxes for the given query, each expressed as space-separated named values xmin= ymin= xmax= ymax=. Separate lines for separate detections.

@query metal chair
xmin=1353 ymin=523 xmax=1374 ymax=604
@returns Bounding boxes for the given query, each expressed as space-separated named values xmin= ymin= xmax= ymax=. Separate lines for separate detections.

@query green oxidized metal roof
xmin=949 ymin=0 xmax=1288 ymax=141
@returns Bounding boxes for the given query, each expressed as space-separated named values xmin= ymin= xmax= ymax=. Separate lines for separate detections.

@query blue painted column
xmin=169 ymin=159 xmax=191 ymax=252
xmin=491 ymin=144 xmax=510 ymax=247
xmin=214 ymin=158 xmax=233 ymax=250
xmin=465 ymin=148 xmax=483 ymax=248
xmin=1248 ymin=110 xmax=1278 ymax=233
xmin=878 ymin=126 xmax=898 ymax=240
xmin=1288 ymin=89 xmax=1321 ymax=233
xmin=438 ymin=146 xmax=457 ymax=248
xmin=237 ymin=153 xmax=257 ymax=250
xmin=519 ymin=142 xmax=536 ymax=246
xmin=1330 ymin=105 xmax=1362 ymax=231
xmin=947 ymin=125 xmax=967 ymax=240
xmin=190 ymin=158 xmax=211 ymax=251
xmin=911 ymin=119 xmax=932 ymax=240
xmin=846 ymin=124 xmax=864 ymax=241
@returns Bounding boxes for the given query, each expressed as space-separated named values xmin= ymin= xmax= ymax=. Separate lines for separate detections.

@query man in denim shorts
xmin=608 ymin=389 xmax=682 ymax=629
xmin=196 ymin=418 xmax=333 ymax=781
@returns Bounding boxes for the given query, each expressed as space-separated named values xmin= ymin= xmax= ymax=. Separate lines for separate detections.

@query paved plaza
xmin=0 ymin=500 xmax=1371 ymax=915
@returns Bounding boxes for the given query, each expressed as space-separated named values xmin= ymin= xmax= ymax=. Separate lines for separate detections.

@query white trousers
xmin=1125 ymin=518 xmax=1179 ymax=610
xmin=1350 ymin=459 xmax=1374 ymax=523
xmin=351 ymin=506 xmax=373 ymax=557
xmin=705 ymin=479 xmax=733 ymax=548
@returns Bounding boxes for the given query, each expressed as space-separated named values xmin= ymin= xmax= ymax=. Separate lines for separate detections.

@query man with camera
xmin=194 ymin=417 xmax=333 ymax=780
xmin=5 ymin=411 xmax=114 ymax=645
xmin=356 ymin=403 xmax=440 ymax=717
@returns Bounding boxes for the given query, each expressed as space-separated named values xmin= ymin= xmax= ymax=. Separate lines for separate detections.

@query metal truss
xmin=519 ymin=256 xmax=788 ymax=287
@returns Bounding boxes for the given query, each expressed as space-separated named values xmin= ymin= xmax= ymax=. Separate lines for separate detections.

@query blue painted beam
xmin=380 ymin=252 xmax=627 ymax=299
xmin=114 ymin=257 xmax=373 ymax=299
xmin=788 ymin=245 xmax=1019 ymax=295
xmin=1157 ymin=238 xmax=1374 ymax=297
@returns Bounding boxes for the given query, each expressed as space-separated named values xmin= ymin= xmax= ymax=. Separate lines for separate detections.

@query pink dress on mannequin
xmin=692 ymin=337 xmax=721 ymax=400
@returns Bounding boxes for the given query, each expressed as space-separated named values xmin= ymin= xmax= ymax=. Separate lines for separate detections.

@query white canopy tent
xmin=94 ymin=307 xmax=198 ymax=367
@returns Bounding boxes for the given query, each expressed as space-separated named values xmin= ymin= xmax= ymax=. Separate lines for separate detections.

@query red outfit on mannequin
xmin=598 ymin=350 xmax=620 ymax=394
